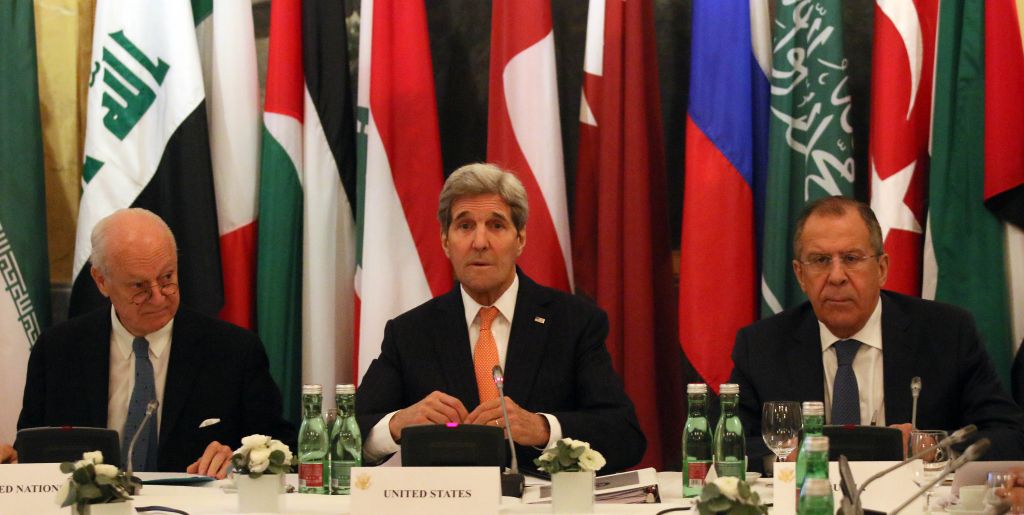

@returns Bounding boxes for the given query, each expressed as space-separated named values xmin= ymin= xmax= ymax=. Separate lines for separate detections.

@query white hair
xmin=90 ymin=208 xmax=177 ymax=274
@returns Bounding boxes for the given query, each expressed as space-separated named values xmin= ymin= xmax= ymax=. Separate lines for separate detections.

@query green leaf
xmin=701 ymin=483 xmax=721 ymax=500
xmin=706 ymin=498 xmax=732 ymax=511
xmin=78 ymin=483 xmax=102 ymax=500
xmin=95 ymin=475 xmax=113 ymax=486
xmin=250 ymin=471 xmax=263 ymax=479
xmin=738 ymin=480 xmax=751 ymax=498
xmin=72 ymin=467 xmax=92 ymax=485
xmin=270 ymin=450 xmax=285 ymax=465
xmin=60 ymin=462 xmax=75 ymax=474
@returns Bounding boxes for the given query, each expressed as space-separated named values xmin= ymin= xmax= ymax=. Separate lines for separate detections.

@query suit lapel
xmin=789 ymin=307 xmax=826 ymax=402
xmin=82 ymin=309 xmax=113 ymax=427
xmin=159 ymin=309 xmax=204 ymax=445
xmin=881 ymin=293 xmax=915 ymax=424
xmin=503 ymin=274 xmax=550 ymax=405
xmin=432 ymin=286 xmax=479 ymax=407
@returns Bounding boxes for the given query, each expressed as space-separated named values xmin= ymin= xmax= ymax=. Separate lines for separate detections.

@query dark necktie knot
xmin=834 ymin=339 xmax=861 ymax=366
xmin=132 ymin=337 xmax=149 ymax=357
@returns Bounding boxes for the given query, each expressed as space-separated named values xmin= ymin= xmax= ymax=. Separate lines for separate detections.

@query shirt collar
xmin=110 ymin=305 xmax=174 ymax=360
xmin=818 ymin=297 xmax=883 ymax=351
xmin=461 ymin=274 xmax=519 ymax=327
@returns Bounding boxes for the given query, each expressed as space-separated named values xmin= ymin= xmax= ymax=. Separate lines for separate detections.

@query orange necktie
xmin=474 ymin=306 xmax=500 ymax=403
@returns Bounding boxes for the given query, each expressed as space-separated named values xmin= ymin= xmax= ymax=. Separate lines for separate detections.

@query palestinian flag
xmin=72 ymin=0 xmax=222 ymax=317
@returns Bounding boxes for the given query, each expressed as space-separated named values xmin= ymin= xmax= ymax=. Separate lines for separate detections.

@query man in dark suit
xmin=356 ymin=163 xmax=645 ymax=472
xmin=731 ymin=197 xmax=1024 ymax=467
xmin=14 ymin=208 xmax=294 ymax=476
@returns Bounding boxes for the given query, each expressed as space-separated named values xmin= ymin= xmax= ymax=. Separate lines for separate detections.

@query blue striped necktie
xmin=122 ymin=336 xmax=159 ymax=470
xmin=831 ymin=339 xmax=862 ymax=425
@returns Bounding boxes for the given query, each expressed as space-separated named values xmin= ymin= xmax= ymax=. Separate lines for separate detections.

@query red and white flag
xmin=355 ymin=0 xmax=452 ymax=381
xmin=868 ymin=0 xmax=939 ymax=296
xmin=486 ymin=0 xmax=572 ymax=291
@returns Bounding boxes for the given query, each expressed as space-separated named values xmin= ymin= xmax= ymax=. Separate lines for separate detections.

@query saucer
xmin=946 ymin=505 xmax=986 ymax=515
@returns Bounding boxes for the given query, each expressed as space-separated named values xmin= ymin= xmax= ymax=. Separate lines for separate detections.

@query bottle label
xmin=686 ymin=462 xmax=710 ymax=487
xmin=299 ymin=463 xmax=324 ymax=487
xmin=331 ymin=461 xmax=352 ymax=489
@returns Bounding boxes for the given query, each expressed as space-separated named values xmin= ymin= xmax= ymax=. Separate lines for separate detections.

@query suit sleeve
xmin=15 ymin=333 xmax=48 ymax=434
xmin=729 ymin=327 xmax=772 ymax=471
xmin=355 ymin=319 xmax=405 ymax=447
xmin=547 ymin=308 xmax=646 ymax=473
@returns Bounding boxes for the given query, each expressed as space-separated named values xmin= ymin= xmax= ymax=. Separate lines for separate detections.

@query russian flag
xmin=679 ymin=0 xmax=770 ymax=392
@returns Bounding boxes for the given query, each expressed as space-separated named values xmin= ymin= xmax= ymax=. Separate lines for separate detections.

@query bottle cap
xmin=687 ymin=383 xmax=708 ymax=394
xmin=804 ymin=435 xmax=829 ymax=452
xmin=719 ymin=383 xmax=739 ymax=395
xmin=302 ymin=384 xmax=323 ymax=395
xmin=802 ymin=401 xmax=824 ymax=416
xmin=336 ymin=384 xmax=355 ymax=395
xmin=803 ymin=477 xmax=832 ymax=496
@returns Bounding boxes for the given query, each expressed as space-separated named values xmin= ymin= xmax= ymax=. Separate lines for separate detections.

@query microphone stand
xmin=910 ymin=377 xmax=922 ymax=430
xmin=125 ymin=399 xmax=159 ymax=495
xmin=891 ymin=438 xmax=991 ymax=514
xmin=492 ymin=366 xmax=525 ymax=498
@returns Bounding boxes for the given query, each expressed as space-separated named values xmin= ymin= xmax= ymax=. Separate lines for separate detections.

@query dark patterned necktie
xmin=831 ymin=339 xmax=862 ymax=425
xmin=122 ymin=337 xmax=159 ymax=470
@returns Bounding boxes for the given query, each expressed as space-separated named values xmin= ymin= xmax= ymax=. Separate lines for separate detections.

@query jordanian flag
xmin=73 ymin=0 xmax=222 ymax=317
xmin=761 ymin=0 xmax=855 ymax=315
xmin=355 ymin=0 xmax=452 ymax=381
xmin=195 ymin=0 xmax=261 ymax=330
xmin=257 ymin=0 xmax=357 ymax=421
xmin=0 ymin=0 xmax=51 ymax=444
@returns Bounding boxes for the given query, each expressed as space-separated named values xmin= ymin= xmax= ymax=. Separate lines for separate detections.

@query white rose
xmin=73 ymin=459 xmax=91 ymax=470
xmin=577 ymin=449 xmax=606 ymax=472
xmin=714 ymin=476 xmax=740 ymax=500
xmin=53 ymin=481 xmax=69 ymax=505
xmin=82 ymin=451 xmax=103 ymax=464
xmin=248 ymin=447 xmax=271 ymax=473
xmin=94 ymin=464 xmax=119 ymax=478
xmin=566 ymin=438 xmax=588 ymax=450
xmin=240 ymin=434 xmax=271 ymax=451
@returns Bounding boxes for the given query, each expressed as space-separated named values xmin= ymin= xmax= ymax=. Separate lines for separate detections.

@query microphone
xmin=853 ymin=424 xmax=977 ymax=507
xmin=492 ymin=365 xmax=524 ymax=498
xmin=891 ymin=438 xmax=991 ymax=514
xmin=910 ymin=377 xmax=922 ymax=429
xmin=125 ymin=399 xmax=159 ymax=494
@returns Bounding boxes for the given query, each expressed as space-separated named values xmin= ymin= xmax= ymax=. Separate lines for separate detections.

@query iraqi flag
xmin=355 ymin=0 xmax=452 ymax=381
xmin=573 ymin=0 xmax=683 ymax=471
xmin=679 ymin=0 xmax=770 ymax=393
xmin=486 ymin=0 xmax=572 ymax=291
xmin=868 ymin=0 xmax=938 ymax=296
xmin=73 ymin=0 xmax=222 ymax=317
xmin=195 ymin=0 xmax=261 ymax=330
xmin=257 ymin=0 xmax=358 ymax=420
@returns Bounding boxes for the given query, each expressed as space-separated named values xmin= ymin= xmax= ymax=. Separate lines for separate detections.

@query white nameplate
xmin=772 ymin=461 xmax=918 ymax=515
xmin=0 ymin=463 xmax=67 ymax=515
xmin=772 ymin=462 xmax=797 ymax=514
xmin=349 ymin=466 xmax=500 ymax=515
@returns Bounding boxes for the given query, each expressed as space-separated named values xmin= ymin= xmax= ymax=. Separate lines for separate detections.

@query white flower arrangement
xmin=533 ymin=438 xmax=607 ymax=474
xmin=695 ymin=476 xmax=767 ymax=515
xmin=231 ymin=434 xmax=294 ymax=477
xmin=54 ymin=451 xmax=136 ymax=510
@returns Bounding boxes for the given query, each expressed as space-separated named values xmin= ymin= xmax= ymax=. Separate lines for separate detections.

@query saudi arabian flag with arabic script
xmin=761 ymin=0 xmax=856 ymax=316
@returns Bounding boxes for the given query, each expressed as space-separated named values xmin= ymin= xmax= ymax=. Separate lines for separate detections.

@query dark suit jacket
xmin=16 ymin=306 xmax=296 ymax=472
xmin=355 ymin=272 xmax=646 ymax=472
xmin=730 ymin=291 xmax=1024 ymax=467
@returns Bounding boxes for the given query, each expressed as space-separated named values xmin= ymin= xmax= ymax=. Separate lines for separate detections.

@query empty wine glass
xmin=762 ymin=401 xmax=801 ymax=461
xmin=910 ymin=429 xmax=949 ymax=509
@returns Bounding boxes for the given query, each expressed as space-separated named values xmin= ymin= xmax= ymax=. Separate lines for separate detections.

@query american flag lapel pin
xmin=534 ymin=316 xmax=545 ymax=324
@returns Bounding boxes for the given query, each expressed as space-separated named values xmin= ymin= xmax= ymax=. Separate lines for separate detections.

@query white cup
xmin=959 ymin=485 xmax=987 ymax=509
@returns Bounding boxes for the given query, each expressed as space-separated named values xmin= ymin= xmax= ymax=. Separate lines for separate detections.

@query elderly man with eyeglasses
xmin=13 ymin=208 xmax=294 ymax=477
xmin=730 ymin=196 xmax=1024 ymax=471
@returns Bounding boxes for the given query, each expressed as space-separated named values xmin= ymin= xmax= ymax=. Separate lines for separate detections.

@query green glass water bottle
xmin=713 ymin=383 xmax=746 ymax=479
xmin=682 ymin=383 xmax=712 ymax=497
xmin=795 ymin=401 xmax=825 ymax=489
xmin=330 ymin=384 xmax=362 ymax=494
xmin=798 ymin=477 xmax=835 ymax=515
xmin=298 ymin=384 xmax=329 ymax=494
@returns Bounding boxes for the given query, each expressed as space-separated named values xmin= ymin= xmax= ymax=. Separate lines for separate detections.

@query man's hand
xmin=465 ymin=397 xmax=550 ymax=447
xmin=389 ymin=391 xmax=469 ymax=441
xmin=186 ymin=441 xmax=232 ymax=479
xmin=0 ymin=444 xmax=17 ymax=464
xmin=889 ymin=423 xmax=913 ymax=458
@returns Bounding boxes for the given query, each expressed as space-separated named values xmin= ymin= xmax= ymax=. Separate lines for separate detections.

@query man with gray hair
xmin=15 ymin=208 xmax=294 ymax=476
xmin=356 ymin=163 xmax=646 ymax=472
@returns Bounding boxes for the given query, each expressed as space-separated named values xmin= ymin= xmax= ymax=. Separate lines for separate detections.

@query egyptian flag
xmin=486 ymin=0 xmax=572 ymax=291
xmin=72 ymin=0 xmax=222 ymax=317
xmin=355 ymin=0 xmax=452 ymax=381
xmin=257 ymin=0 xmax=358 ymax=421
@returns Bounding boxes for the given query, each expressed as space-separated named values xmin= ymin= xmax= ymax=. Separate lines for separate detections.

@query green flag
xmin=0 ymin=0 xmax=52 ymax=443
xmin=924 ymin=0 xmax=1013 ymax=384
xmin=761 ymin=0 xmax=856 ymax=316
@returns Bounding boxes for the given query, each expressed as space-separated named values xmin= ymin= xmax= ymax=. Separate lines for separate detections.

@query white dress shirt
xmin=364 ymin=275 xmax=563 ymax=462
xmin=819 ymin=299 xmax=885 ymax=425
xmin=106 ymin=307 xmax=173 ymax=442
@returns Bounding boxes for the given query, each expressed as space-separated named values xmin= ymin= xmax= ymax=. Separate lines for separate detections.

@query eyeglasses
xmin=798 ymin=253 xmax=879 ymax=274
xmin=130 ymin=282 xmax=178 ymax=305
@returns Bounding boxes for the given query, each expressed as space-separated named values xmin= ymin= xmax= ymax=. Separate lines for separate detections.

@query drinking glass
xmin=910 ymin=430 xmax=949 ymax=509
xmin=761 ymin=401 xmax=801 ymax=461
xmin=986 ymin=470 xmax=1024 ymax=514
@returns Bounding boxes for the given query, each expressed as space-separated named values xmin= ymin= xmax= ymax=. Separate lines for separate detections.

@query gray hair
xmin=792 ymin=196 xmax=884 ymax=258
xmin=91 ymin=208 xmax=178 ymax=274
xmin=437 ymin=163 xmax=529 ymax=233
